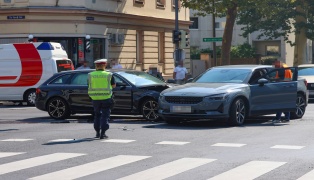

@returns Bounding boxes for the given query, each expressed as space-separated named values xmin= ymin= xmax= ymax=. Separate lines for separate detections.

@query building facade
xmin=0 ymin=0 xmax=191 ymax=76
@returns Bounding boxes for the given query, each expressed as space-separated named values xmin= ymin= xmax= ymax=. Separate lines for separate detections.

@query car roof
xmin=212 ymin=64 xmax=272 ymax=69
xmin=59 ymin=68 xmax=140 ymax=74
xmin=298 ymin=64 xmax=314 ymax=67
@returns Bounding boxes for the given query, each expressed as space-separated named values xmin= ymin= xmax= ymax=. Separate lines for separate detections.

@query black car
xmin=35 ymin=69 xmax=171 ymax=121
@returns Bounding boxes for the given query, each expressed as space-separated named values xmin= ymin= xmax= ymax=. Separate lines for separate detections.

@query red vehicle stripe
xmin=0 ymin=44 xmax=43 ymax=87
xmin=0 ymin=76 xmax=17 ymax=80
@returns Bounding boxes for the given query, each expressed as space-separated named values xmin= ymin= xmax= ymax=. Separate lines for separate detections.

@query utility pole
xmin=174 ymin=0 xmax=180 ymax=67
xmin=212 ymin=0 xmax=217 ymax=66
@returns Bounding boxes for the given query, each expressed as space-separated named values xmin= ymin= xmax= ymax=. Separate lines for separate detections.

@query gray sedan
xmin=158 ymin=65 xmax=308 ymax=125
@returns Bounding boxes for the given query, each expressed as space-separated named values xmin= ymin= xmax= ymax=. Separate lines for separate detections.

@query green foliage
xmin=230 ymin=43 xmax=256 ymax=58
xmin=260 ymin=56 xmax=278 ymax=65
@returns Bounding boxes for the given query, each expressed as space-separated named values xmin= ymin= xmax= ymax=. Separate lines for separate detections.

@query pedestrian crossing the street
xmin=0 ymin=151 xmax=313 ymax=179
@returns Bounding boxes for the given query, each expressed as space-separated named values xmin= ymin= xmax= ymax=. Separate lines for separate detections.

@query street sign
xmin=203 ymin=37 xmax=223 ymax=42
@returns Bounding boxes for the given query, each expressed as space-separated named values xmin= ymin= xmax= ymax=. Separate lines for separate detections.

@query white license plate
xmin=171 ymin=106 xmax=191 ymax=113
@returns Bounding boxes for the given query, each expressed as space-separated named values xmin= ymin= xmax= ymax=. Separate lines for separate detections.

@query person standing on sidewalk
xmin=88 ymin=59 xmax=116 ymax=139
xmin=173 ymin=60 xmax=188 ymax=85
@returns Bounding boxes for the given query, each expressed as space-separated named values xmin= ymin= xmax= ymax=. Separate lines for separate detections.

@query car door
xmin=250 ymin=67 xmax=297 ymax=114
xmin=112 ymin=75 xmax=133 ymax=110
xmin=67 ymin=72 xmax=93 ymax=111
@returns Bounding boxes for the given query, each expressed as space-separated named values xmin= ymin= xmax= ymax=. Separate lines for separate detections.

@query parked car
xmin=35 ymin=69 xmax=171 ymax=121
xmin=158 ymin=65 xmax=308 ymax=125
xmin=298 ymin=64 xmax=314 ymax=101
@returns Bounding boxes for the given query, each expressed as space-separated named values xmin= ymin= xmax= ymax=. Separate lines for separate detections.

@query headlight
xmin=204 ymin=93 xmax=229 ymax=101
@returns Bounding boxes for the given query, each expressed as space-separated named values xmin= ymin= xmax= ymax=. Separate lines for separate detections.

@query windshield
xmin=56 ymin=59 xmax=73 ymax=72
xmin=194 ymin=68 xmax=251 ymax=83
xmin=117 ymin=71 xmax=165 ymax=86
xmin=299 ymin=67 xmax=314 ymax=76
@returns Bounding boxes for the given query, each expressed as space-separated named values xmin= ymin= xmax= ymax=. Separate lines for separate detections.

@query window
xmin=133 ymin=0 xmax=144 ymax=5
xmin=266 ymin=45 xmax=280 ymax=56
xmin=156 ymin=0 xmax=165 ymax=8
xmin=49 ymin=74 xmax=71 ymax=84
xmin=215 ymin=22 xmax=220 ymax=29
xmin=189 ymin=17 xmax=199 ymax=29
xmin=70 ymin=73 xmax=88 ymax=85
xmin=172 ymin=0 xmax=181 ymax=9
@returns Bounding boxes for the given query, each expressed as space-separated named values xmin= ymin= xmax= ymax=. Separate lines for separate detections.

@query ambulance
xmin=0 ymin=42 xmax=74 ymax=106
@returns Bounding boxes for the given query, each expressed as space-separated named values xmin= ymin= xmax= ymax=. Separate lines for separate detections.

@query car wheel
xmin=228 ymin=98 xmax=246 ymax=126
xmin=290 ymin=94 xmax=306 ymax=119
xmin=141 ymin=98 xmax=160 ymax=121
xmin=24 ymin=90 xmax=36 ymax=106
xmin=47 ymin=97 xmax=70 ymax=120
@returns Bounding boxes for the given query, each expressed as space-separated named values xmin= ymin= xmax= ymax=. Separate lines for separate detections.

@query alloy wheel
xmin=295 ymin=95 xmax=306 ymax=117
xmin=48 ymin=98 xmax=69 ymax=119
xmin=235 ymin=99 xmax=246 ymax=124
xmin=142 ymin=99 xmax=159 ymax=121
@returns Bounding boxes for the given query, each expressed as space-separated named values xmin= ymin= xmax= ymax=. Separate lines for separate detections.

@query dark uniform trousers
xmin=92 ymin=98 xmax=112 ymax=134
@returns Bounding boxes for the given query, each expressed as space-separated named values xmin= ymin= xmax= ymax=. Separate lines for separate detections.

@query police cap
xmin=94 ymin=59 xmax=108 ymax=64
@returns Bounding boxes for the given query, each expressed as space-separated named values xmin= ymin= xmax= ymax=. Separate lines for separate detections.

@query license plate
xmin=171 ymin=106 xmax=191 ymax=113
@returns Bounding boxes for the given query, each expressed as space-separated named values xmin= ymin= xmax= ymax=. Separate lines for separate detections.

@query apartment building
xmin=189 ymin=10 xmax=313 ymax=66
xmin=0 ymin=0 xmax=191 ymax=75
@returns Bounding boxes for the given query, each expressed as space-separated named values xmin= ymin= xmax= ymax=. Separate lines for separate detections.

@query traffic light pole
xmin=174 ymin=0 xmax=180 ymax=66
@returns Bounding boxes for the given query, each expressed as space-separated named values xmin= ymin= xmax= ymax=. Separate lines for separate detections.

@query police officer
xmin=88 ymin=59 xmax=116 ymax=139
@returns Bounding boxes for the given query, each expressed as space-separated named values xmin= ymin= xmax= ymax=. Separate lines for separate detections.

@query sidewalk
xmin=0 ymin=101 xmax=15 ymax=106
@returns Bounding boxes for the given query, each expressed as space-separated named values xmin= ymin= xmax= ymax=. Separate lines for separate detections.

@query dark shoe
xmin=272 ymin=119 xmax=281 ymax=123
xmin=282 ymin=119 xmax=290 ymax=123
xmin=95 ymin=132 xmax=100 ymax=138
xmin=100 ymin=134 xmax=108 ymax=139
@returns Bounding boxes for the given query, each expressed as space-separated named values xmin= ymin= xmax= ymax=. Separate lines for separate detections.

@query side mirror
xmin=186 ymin=78 xmax=194 ymax=83
xmin=116 ymin=82 xmax=127 ymax=86
xmin=257 ymin=78 xmax=268 ymax=86
xmin=166 ymin=79 xmax=175 ymax=84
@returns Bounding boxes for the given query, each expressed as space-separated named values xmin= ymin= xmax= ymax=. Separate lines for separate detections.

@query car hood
xmin=161 ymin=83 xmax=247 ymax=96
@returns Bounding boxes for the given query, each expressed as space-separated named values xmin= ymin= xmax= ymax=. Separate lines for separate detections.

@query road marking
xmin=155 ymin=141 xmax=190 ymax=145
xmin=118 ymin=158 xmax=215 ymax=180
xmin=0 ymin=153 xmax=85 ymax=175
xmin=208 ymin=161 xmax=286 ymax=180
xmin=211 ymin=143 xmax=246 ymax=147
xmin=8 ymin=107 xmax=36 ymax=110
xmin=297 ymin=169 xmax=314 ymax=180
xmin=270 ymin=145 xmax=305 ymax=149
xmin=101 ymin=139 xmax=136 ymax=143
xmin=0 ymin=152 xmax=25 ymax=158
xmin=49 ymin=139 xmax=77 ymax=142
xmin=29 ymin=155 xmax=150 ymax=180
xmin=1 ymin=139 xmax=33 ymax=142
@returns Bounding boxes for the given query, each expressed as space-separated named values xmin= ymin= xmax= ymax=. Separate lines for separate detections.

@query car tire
xmin=290 ymin=93 xmax=306 ymax=119
xmin=141 ymin=98 xmax=160 ymax=121
xmin=228 ymin=98 xmax=246 ymax=126
xmin=24 ymin=90 xmax=36 ymax=106
xmin=47 ymin=97 xmax=70 ymax=120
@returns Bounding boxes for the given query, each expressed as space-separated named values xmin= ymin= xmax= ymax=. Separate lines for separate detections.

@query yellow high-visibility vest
xmin=88 ymin=71 xmax=112 ymax=100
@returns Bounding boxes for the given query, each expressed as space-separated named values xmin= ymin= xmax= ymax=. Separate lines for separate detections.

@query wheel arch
xmin=23 ymin=88 xmax=36 ymax=100
xmin=229 ymin=95 xmax=250 ymax=116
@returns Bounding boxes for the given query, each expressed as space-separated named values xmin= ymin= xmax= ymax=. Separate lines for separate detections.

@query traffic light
xmin=172 ymin=30 xmax=181 ymax=44
xmin=179 ymin=30 xmax=189 ymax=49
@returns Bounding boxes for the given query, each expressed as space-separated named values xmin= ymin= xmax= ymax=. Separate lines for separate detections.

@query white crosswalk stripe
xmin=117 ymin=158 xmax=216 ymax=180
xmin=0 ymin=152 xmax=25 ymax=158
xmin=208 ymin=161 xmax=286 ymax=180
xmin=0 ymin=139 xmax=33 ymax=142
xmin=29 ymin=155 xmax=150 ymax=180
xmin=297 ymin=169 xmax=314 ymax=180
xmin=0 ymin=153 xmax=85 ymax=175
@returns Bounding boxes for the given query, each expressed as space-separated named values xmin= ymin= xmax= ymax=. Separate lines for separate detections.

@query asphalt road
xmin=1 ymin=103 xmax=314 ymax=180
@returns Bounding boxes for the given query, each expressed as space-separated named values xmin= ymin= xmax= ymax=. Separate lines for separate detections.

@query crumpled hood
xmin=161 ymin=83 xmax=247 ymax=96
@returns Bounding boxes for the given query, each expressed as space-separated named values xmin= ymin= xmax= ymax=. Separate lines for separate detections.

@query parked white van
xmin=0 ymin=42 xmax=74 ymax=105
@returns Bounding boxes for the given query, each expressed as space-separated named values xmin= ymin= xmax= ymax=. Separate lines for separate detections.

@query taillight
xmin=36 ymin=88 xmax=41 ymax=94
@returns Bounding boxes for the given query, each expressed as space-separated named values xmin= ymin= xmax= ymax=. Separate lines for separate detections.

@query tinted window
xmin=70 ymin=73 xmax=88 ymax=85
xmin=195 ymin=68 xmax=251 ymax=83
xmin=117 ymin=71 xmax=165 ymax=86
xmin=299 ymin=67 xmax=314 ymax=76
xmin=50 ymin=74 xmax=71 ymax=84
xmin=56 ymin=60 xmax=73 ymax=72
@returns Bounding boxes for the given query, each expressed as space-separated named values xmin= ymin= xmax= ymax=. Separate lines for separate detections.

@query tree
xmin=181 ymin=0 xmax=239 ymax=65
xmin=237 ymin=0 xmax=314 ymax=66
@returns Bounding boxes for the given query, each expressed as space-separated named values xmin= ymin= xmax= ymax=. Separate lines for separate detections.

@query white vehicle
xmin=299 ymin=64 xmax=314 ymax=101
xmin=0 ymin=42 xmax=74 ymax=105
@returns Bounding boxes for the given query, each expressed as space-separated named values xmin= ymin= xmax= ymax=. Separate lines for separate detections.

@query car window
xmin=114 ymin=75 xmax=127 ymax=85
xmin=116 ymin=71 xmax=165 ymax=86
xmin=70 ymin=73 xmax=88 ymax=85
xmin=299 ymin=67 xmax=314 ymax=76
xmin=249 ymin=69 xmax=266 ymax=84
xmin=263 ymin=68 xmax=294 ymax=82
xmin=194 ymin=68 xmax=251 ymax=83
xmin=49 ymin=74 xmax=71 ymax=84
